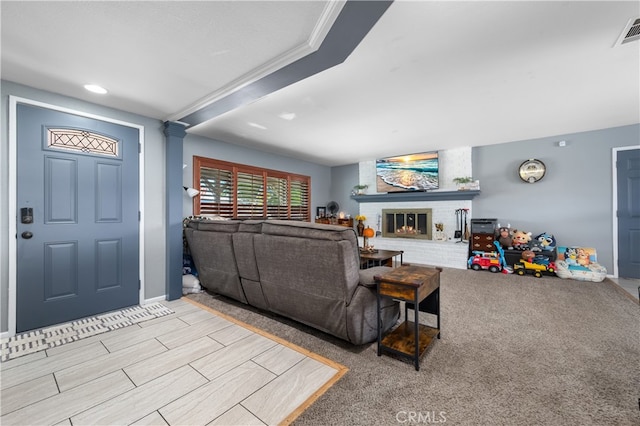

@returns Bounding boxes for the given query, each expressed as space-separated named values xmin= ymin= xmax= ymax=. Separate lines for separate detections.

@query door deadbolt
xmin=21 ymin=207 xmax=33 ymax=224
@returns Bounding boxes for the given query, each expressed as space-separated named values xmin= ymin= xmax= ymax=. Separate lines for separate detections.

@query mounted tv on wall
xmin=376 ymin=151 xmax=439 ymax=192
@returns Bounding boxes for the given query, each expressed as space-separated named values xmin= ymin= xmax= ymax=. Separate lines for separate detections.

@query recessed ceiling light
xmin=278 ymin=112 xmax=296 ymax=121
xmin=84 ymin=84 xmax=108 ymax=94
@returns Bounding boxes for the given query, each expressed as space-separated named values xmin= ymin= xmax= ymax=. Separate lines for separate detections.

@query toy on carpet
xmin=521 ymin=250 xmax=535 ymax=262
xmin=576 ymin=248 xmax=591 ymax=266
xmin=511 ymin=229 xmax=532 ymax=250
xmin=555 ymin=246 xmax=606 ymax=282
xmin=534 ymin=232 xmax=557 ymax=252
xmin=512 ymin=248 xmax=555 ymax=277
xmin=467 ymin=241 xmax=512 ymax=274
xmin=496 ymin=224 xmax=512 ymax=248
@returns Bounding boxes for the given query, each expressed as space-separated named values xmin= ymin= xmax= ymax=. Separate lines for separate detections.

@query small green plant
xmin=452 ymin=177 xmax=474 ymax=184
xmin=353 ymin=184 xmax=369 ymax=195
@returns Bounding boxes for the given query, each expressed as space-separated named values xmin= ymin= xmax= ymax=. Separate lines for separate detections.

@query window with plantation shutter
xmin=193 ymin=156 xmax=310 ymax=221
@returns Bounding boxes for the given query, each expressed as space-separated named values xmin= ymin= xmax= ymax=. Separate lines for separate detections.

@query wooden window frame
xmin=192 ymin=156 xmax=310 ymax=221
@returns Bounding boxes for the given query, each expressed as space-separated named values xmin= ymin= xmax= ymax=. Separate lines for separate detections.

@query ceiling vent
xmin=615 ymin=17 xmax=640 ymax=46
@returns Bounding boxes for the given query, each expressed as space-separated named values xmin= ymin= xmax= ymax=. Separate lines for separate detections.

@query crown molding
xmin=167 ymin=1 xmax=345 ymax=123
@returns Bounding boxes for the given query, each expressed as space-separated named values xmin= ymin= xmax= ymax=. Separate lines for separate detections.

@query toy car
xmin=513 ymin=260 xmax=556 ymax=278
xmin=468 ymin=251 xmax=503 ymax=273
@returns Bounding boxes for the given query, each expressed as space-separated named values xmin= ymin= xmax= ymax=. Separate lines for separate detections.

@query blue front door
xmin=16 ymin=103 xmax=140 ymax=332
xmin=617 ymin=148 xmax=640 ymax=278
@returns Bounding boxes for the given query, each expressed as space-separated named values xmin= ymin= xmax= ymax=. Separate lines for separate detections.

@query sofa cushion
xmin=254 ymin=235 xmax=360 ymax=302
xmin=233 ymin=232 xmax=260 ymax=282
xmin=358 ymin=266 xmax=393 ymax=288
xmin=262 ymin=220 xmax=358 ymax=242
xmin=238 ymin=220 xmax=264 ymax=233
xmin=184 ymin=228 xmax=247 ymax=303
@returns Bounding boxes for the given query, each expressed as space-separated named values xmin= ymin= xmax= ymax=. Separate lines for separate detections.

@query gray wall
xmin=0 ymin=80 xmax=168 ymax=333
xmin=329 ymin=163 xmax=359 ymax=219
xmin=472 ymin=124 xmax=640 ymax=272
xmin=182 ymin=134 xmax=331 ymax=218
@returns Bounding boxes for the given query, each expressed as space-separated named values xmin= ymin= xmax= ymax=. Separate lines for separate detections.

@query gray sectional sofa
xmin=184 ymin=219 xmax=400 ymax=345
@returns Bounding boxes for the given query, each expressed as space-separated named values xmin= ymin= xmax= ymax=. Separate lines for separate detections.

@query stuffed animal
xmin=535 ymin=232 xmax=557 ymax=252
xmin=576 ymin=248 xmax=591 ymax=266
xmin=496 ymin=224 xmax=512 ymax=248
xmin=564 ymin=247 xmax=578 ymax=265
xmin=511 ymin=230 xmax=532 ymax=250
xmin=521 ymin=250 xmax=535 ymax=262
xmin=529 ymin=239 xmax=545 ymax=252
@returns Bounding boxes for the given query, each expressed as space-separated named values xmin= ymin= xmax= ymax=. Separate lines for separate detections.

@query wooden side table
xmin=360 ymin=249 xmax=404 ymax=269
xmin=374 ymin=265 xmax=441 ymax=371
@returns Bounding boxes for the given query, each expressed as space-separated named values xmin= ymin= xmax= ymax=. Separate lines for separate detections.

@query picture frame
xmin=316 ymin=206 xmax=326 ymax=218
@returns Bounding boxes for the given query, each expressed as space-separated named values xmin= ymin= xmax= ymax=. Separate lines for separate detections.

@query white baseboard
xmin=0 ymin=331 xmax=10 ymax=339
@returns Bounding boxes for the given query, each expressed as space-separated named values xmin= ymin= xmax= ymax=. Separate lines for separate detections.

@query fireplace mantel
xmin=351 ymin=190 xmax=480 ymax=203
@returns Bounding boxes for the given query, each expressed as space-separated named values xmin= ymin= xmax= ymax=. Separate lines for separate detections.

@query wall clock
xmin=518 ymin=159 xmax=546 ymax=183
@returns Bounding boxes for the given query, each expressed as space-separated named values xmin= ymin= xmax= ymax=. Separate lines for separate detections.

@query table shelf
xmin=381 ymin=321 xmax=439 ymax=358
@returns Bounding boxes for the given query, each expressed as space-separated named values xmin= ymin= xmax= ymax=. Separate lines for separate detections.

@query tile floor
xmin=609 ymin=276 xmax=640 ymax=301
xmin=0 ymin=299 xmax=346 ymax=426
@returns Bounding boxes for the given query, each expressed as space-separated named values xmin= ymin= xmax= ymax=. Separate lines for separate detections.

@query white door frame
xmin=611 ymin=145 xmax=640 ymax=278
xmin=7 ymin=96 xmax=146 ymax=338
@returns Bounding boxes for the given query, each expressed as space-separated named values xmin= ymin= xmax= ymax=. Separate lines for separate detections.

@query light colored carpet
xmin=0 ymin=303 xmax=173 ymax=362
xmin=188 ymin=268 xmax=640 ymax=426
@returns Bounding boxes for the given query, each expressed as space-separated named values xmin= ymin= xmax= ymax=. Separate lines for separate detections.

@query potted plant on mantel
xmin=353 ymin=184 xmax=368 ymax=195
xmin=453 ymin=176 xmax=474 ymax=191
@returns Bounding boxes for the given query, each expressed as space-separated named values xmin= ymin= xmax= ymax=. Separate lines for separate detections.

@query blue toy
xmin=534 ymin=232 xmax=556 ymax=252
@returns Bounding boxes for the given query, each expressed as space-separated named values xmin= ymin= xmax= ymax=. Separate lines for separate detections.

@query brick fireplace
xmin=357 ymin=200 xmax=472 ymax=269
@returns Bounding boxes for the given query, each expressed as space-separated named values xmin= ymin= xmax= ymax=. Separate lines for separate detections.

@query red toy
xmin=468 ymin=251 xmax=503 ymax=273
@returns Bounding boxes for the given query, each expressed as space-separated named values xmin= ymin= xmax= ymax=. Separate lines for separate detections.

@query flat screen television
xmin=376 ymin=151 xmax=439 ymax=192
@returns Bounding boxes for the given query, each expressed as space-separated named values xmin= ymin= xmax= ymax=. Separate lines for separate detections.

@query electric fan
xmin=326 ymin=201 xmax=340 ymax=217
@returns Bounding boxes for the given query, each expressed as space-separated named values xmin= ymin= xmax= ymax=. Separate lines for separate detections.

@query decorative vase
xmin=357 ymin=220 xmax=364 ymax=236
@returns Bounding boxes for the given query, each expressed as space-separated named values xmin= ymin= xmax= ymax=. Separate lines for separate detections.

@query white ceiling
xmin=2 ymin=1 xmax=639 ymax=166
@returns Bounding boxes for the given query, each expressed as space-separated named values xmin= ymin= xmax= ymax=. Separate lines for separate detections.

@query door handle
xmin=21 ymin=231 xmax=33 ymax=239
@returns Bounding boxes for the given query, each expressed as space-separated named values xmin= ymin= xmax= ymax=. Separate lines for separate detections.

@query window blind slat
xmin=199 ymin=166 xmax=234 ymax=216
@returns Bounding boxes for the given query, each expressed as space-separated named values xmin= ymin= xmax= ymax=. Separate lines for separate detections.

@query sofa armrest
xmin=358 ymin=266 xmax=393 ymax=288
